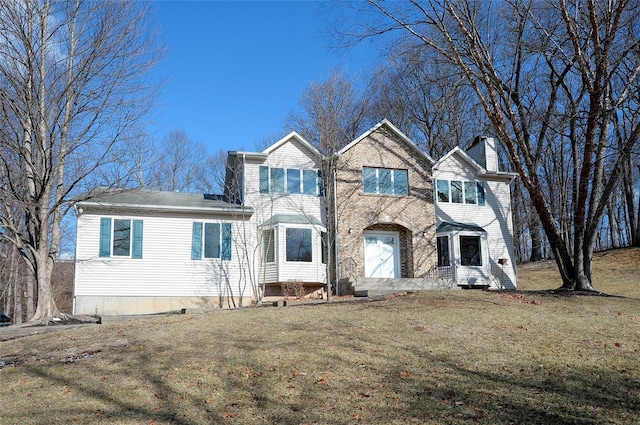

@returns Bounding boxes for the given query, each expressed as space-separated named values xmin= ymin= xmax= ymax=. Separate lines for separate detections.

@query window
xmin=259 ymin=166 xmax=321 ymax=196
xmin=192 ymin=222 xmax=232 ymax=260
xmin=286 ymin=228 xmax=312 ymax=262
xmin=436 ymin=180 xmax=449 ymax=202
xmin=321 ymin=231 xmax=328 ymax=264
xmin=262 ymin=229 xmax=275 ymax=263
xmin=451 ymin=180 xmax=463 ymax=203
xmin=287 ymin=169 xmax=301 ymax=194
xmin=363 ymin=167 xmax=409 ymax=196
xmin=460 ymin=235 xmax=482 ymax=266
xmin=271 ymin=168 xmax=285 ymax=193
xmin=464 ymin=181 xmax=477 ymax=204
xmin=303 ymin=170 xmax=317 ymax=195
xmin=437 ymin=236 xmax=450 ymax=267
xmin=435 ymin=179 xmax=485 ymax=205
xmin=204 ymin=223 xmax=221 ymax=258
xmin=99 ymin=218 xmax=143 ymax=258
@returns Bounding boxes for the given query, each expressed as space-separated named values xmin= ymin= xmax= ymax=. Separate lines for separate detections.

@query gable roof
xmin=338 ymin=119 xmax=435 ymax=164
xmin=76 ymin=188 xmax=253 ymax=215
xmin=434 ymin=146 xmax=486 ymax=174
xmin=434 ymin=146 xmax=518 ymax=181
xmin=262 ymin=131 xmax=323 ymax=159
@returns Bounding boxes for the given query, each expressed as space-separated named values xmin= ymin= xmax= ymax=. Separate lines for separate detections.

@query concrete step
xmin=352 ymin=277 xmax=457 ymax=297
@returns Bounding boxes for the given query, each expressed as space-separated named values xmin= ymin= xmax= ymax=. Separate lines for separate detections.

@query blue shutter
xmin=192 ymin=222 xmax=203 ymax=260
xmin=477 ymin=182 xmax=485 ymax=205
xmin=132 ymin=220 xmax=143 ymax=259
xmin=221 ymin=223 xmax=232 ymax=260
xmin=259 ymin=166 xmax=269 ymax=193
xmin=99 ymin=218 xmax=111 ymax=257
xmin=317 ymin=170 xmax=324 ymax=196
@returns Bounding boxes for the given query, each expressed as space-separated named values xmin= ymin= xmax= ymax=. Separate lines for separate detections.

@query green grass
xmin=1 ymin=249 xmax=639 ymax=424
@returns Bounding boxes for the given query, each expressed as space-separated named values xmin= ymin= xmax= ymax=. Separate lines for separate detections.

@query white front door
xmin=364 ymin=232 xmax=399 ymax=278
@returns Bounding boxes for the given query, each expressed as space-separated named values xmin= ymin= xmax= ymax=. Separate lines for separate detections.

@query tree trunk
xmin=529 ymin=216 xmax=543 ymax=262
xmin=30 ymin=248 xmax=61 ymax=323
xmin=11 ymin=246 xmax=23 ymax=324
xmin=25 ymin=272 xmax=34 ymax=321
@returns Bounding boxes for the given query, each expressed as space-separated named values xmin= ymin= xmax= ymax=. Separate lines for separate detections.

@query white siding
xmin=243 ymin=136 xmax=327 ymax=285
xmin=434 ymin=153 xmax=516 ymax=288
xmin=75 ymin=213 xmax=254 ymax=298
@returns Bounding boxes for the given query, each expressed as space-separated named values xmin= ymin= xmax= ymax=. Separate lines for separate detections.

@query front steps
xmin=348 ymin=277 xmax=458 ymax=297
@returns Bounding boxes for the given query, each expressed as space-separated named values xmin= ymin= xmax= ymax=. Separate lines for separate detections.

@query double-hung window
xmin=192 ymin=222 xmax=232 ymax=260
xmin=437 ymin=236 xmax=450 ymax=267
xmin=363 ymin=167 xmax=409 ymax=196
xmin=262 ymin=229 xmax=275 ymax=263
xmin=99 ymin=218 xmax=143 ymax=258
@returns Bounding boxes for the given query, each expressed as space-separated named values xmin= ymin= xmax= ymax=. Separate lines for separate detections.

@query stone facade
xmin=336 ymin=123 xmax=437 ymax=285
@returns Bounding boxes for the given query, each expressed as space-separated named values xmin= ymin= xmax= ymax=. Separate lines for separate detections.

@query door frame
xmin=363 ymin=231 xmax=400 ymax=278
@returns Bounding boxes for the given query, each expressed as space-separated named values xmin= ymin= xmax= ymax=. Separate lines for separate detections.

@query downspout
xmin=72 ymin=204 xmax=81 ymax=315
xmin=333 ymin=157 xmax=340 ymax=296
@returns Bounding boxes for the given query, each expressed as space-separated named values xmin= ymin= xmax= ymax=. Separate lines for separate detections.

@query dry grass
xmin=1 ymin=249 xmax=639 ymax=424
xmin=518 ymin=247 xmax=640 ymax=298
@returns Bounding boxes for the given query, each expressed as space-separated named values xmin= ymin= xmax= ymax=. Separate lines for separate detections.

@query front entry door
xmin=364 ymin=232 xmax=399 ymax=278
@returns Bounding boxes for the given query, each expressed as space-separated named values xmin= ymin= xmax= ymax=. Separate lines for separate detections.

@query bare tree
xmin=339 ymin=0 xmax=640 ymax=290
xmin=147 ymin=130 xmax=207 ymax=192
xmin=285 ymin=70 xmax=371 ymax=297
xmin=368 ymin=45 xmax=484 ymax=158
xmin=0 ymin=0 xmax=163 ymax=322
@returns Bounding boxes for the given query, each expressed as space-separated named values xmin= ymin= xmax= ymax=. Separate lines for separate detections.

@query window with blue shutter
xmin=477 ymin=182 xmax=485 ymax=205
xmin=99 ymin=217 xmax=111 ymax=257
xmin=192 ymin=222 xmax=203 ymax=260
xmin=99 ymin=218 xmax=143 ymax=258
xmin=193 ymin=221 xmax=232 ymax=260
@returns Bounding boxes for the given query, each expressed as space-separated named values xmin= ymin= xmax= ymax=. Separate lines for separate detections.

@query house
xmin=73 ymin=190 xmax=255 ymax=315
xmin=73 ymin=120 xmax=517 ymax=316
xmin=74 ymin=131 xmax=326 ymax=315
xmin=334 ymin=120 xmax=439 ymax=295
xmin=433 ymin=136 xmax=518 ymax=289
xmin=224 ymin=131 xmax=327 ymax=297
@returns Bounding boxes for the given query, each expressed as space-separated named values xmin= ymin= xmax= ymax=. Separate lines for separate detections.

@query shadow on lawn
xmin=366 ymin=338 xmax=639 ymax=425
xmin=8 ymin=325 xmax=639 ymax=425
xmin=15 ymin=339 xmax=206 ymax=424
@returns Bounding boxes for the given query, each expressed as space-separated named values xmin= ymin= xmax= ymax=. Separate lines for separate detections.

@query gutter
xmin=75 ymin=201 xmax=255 ymax=216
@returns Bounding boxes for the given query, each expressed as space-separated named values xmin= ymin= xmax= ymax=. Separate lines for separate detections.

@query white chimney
xmin=467 ymin=136 xmax=498 ymax=172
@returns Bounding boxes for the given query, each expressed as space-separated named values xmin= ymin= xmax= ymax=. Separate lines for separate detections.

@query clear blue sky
xmin=152 ymin=1 xmax=376 ymax=154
